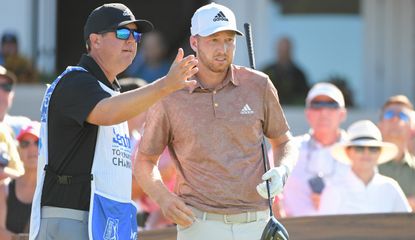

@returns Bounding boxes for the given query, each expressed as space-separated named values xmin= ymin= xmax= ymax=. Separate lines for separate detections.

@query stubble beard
xmin=197 ymin=49 xmax=231 ymax=73
xmin=207 ymin=61 xmax=229 ymax=73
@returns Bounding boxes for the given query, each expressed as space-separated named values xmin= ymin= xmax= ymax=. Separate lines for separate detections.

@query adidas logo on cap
xmin=190 ymin=3 xmax=243 ymax=36
xmin=213 ymin=11 xmax=229 ymax=22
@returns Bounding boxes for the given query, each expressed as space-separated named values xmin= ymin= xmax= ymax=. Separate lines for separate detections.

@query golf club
xmin=244 ymin=22 xmax=290 ymax=240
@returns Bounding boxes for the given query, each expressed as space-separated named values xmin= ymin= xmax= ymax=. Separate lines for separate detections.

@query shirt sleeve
xmin=263 ymin=78 xmax=290 ymax=138
xmin=52 ymin=71 xmax=111 ymax=126
xmin=139 ymin=100 xmax=171 ymax=156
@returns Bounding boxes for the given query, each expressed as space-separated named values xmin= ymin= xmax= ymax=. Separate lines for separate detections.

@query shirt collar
xmin=348 ymin=168 xmax=378 ymax=189
xmin=188 ymin=64 xmax=239 ymax=93
xmin=78 ymin=54 xmax=120 ymax=91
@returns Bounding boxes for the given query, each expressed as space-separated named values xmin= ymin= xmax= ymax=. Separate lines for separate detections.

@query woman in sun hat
xmin=318 ymin=120 xmax=411 ymax=215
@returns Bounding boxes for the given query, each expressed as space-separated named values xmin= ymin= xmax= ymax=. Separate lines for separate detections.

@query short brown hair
xmin=382 ymin=95 xmax=413 ymax=111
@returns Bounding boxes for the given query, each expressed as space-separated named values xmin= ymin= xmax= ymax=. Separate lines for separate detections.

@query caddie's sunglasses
xmin=0 ymin=83 xmax=13 ymax=92
xmin=382 ymin=110 xmax=410 ymax=123
xmin=100 ymin=28 xmax=142 ymax=43
xmin=349 ymin=146 xmax=381 ymax=154
xmin=309 ymin=101 xmax=339 ymax=110
xmin=19 ymin=140 xmax=39 ymax=148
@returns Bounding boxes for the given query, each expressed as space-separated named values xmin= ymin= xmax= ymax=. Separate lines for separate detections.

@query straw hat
xmin=331 ymin=120 xmax=398 ymax=164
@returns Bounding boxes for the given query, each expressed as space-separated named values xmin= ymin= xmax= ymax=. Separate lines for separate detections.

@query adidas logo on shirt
xmin=213 ymin=11 xmax=229 ymax=22
xmin=240 ymin=104 xmax=254 ymax=115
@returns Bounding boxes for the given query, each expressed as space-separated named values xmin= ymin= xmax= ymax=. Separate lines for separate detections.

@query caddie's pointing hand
xmin=164 ymin=48 xmax=198 ymax=91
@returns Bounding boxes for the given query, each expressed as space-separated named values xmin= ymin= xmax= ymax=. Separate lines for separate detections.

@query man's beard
xmin=198 ymin=49 xmax=231 ymax=73
xmin=207 ymin=62 xmax=229 ymax=73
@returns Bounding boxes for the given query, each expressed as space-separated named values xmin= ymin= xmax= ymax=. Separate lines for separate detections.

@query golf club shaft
xmin=244 ymin=22 xmax=274 ymax=217
xmin=244 ymin=23 xmax=256 ymax=69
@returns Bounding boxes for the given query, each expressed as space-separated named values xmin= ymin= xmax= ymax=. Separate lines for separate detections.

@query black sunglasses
xmin=19 ymin=140 xmax=39 ymax=148
xmin=349 ymin=145 xmax=381 ymax=154
xmin=309 ymin=101 xmax=340 ymax=110
xmin=99 ymin=28 xmax=142 ymax=43
xmin=0 ymin=83 xmax=13 ymax=92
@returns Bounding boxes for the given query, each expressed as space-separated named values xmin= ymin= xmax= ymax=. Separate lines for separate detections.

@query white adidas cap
xmin=191 ymin=3 xmax=243 ymax=37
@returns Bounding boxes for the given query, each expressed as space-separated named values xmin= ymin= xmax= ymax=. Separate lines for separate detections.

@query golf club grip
xmin=244 ymin=23 xmax=256 ymax=70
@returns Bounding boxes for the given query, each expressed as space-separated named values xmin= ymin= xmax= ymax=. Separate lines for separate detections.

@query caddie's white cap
xmin=191 ymin=3 xmax=243 ymax=37
xmin=306 ymin=82 xmax=345 ymax=108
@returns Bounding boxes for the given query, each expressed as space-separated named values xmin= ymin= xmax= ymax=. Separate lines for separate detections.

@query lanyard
xmin=305 ymin=137 xmax=338 ymax=178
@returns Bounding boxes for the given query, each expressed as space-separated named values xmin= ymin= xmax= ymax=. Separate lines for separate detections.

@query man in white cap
xmin=319 ymin=120 xmax=411 ymax=214
xmin=283 ymin=82 xmax=350 ymax=216
xmin=135 ymin=3 xmax=296 ymax=240
xmin=29 ymin=3 xmax=198 ymax=240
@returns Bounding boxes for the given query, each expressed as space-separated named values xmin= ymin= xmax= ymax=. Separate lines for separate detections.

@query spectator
xmin=378 ymin=95 xmax=415 ymax=211
xmin=0 ymin=123 xmax=24 ymax=182
xmin=125 ymin=31 xmax=170 ymax=83
xmin=282 ymin=82 xmax=350 ymax=216
xmin=319 ymin=120 xmax=411 ymax=214
xmin=261 ymin=36 xmax=309 ymax=105
xmin=0 ymin=65 xmax=31 ymax=138
xmin=0 ymin=32 xmax=38 ymax=83
xmin=0 ymin=121 xmax=39 ymax=239
xmin=119 ymin=77 xmax=176 ymax=230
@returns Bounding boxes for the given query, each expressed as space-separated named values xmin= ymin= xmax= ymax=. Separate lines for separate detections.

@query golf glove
xmin=256 ymin=166 xmax=287 ymax=199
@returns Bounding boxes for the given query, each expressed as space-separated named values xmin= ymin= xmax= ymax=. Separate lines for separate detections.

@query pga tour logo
xmin=103 ymin=217 xmax=119 ymax=240
xmin=130 ymin=229 xmax=137 ymax=240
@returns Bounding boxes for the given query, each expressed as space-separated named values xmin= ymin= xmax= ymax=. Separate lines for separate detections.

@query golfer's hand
xmin=163 ymin=48 xmax=198 ymax=92
xmin=158 ymin=193 xmax=195 ymax=227
xmin=256 ymin=167 xmax=284 ymax=199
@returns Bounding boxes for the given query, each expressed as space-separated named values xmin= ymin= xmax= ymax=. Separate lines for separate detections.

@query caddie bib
xmin=29 ymin=66 xmax=138 ymax=240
